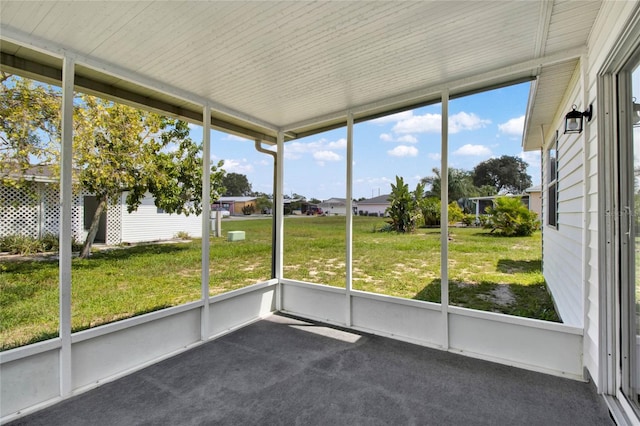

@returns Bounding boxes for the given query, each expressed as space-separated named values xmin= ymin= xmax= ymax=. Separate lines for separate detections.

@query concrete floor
xmin=9 ymin=314 xmax=613 ymax=425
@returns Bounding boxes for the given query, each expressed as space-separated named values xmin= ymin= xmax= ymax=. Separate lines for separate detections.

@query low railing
xmin=1 ymin=278 xmax=583 ymax=422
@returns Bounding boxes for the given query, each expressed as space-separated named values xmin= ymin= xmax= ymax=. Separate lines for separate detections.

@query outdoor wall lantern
xmin=564 ymin=104 xmax=592 ymax=134
xmin=633 ymin=98 xmax=640 ymax=127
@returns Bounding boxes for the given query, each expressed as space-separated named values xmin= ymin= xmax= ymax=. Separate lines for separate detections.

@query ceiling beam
xmin=1 ymin=51 xmax=278 ymax=144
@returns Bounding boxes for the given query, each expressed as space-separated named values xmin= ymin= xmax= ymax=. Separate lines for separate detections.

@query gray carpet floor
xmin=9 ymin=313 xmax=613 ymax=425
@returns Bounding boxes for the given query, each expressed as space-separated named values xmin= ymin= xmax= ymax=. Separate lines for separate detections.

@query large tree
xmin=472 ymin=155 xmax=532 ymax=194
xmin=222 ymin=172 xmax=252 ymax=196
xmin=1 ymin=75 xmax=226 ymax=258
xmin=0 ymin=73 xmax=60 ymax=191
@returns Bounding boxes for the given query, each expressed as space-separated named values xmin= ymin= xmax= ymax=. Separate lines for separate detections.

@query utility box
xmin=227 ymin=231 xmax=245 ymax=242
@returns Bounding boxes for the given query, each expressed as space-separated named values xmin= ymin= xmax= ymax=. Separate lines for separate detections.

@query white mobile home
xmin=319 ymin=197 xmax=348 ymax=215
xmin=357 ymin=194 xmax=391 ymax=216
xmin=2 ymin=1 xmax=640 ymax=424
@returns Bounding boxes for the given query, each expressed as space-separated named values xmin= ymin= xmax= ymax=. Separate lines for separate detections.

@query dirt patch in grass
xmin=479 ymin=284 xmax=516 ymax=307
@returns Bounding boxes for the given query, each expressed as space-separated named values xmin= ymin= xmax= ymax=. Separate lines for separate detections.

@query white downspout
xmin=275 ymin=131 xmax=285 ymax=310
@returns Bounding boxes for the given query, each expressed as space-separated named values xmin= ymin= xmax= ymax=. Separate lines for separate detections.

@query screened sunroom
xmin=2 ymin=1 xmax=638 ymax=424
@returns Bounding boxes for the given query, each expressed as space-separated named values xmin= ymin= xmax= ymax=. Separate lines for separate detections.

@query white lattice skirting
xmin=0 ymin=183 xmax=119 ymax=244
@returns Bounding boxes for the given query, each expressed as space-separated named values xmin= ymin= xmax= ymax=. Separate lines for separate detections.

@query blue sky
xmin=193 ymin=81 xmax=540 ymax=201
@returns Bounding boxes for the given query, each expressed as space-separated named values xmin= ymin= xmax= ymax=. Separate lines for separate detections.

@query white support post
xmin=440 ymin=90 xmax=449 ymax=350
xmin=345 ymin=112 xmax=354 ymax=327
xmin=59 ymin=55 xmax=74 ymax=397
xmin=201 ymin=105 xmax=212 ymax=341
xmin=275 ymin=130 xmax=285 ymax=310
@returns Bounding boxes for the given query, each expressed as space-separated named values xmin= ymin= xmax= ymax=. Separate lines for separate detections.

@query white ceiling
xmin=0 ymin=1 xmax=602 ymax=147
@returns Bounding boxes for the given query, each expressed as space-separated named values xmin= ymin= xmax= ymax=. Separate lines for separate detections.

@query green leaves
xmin=1 ymin=75 xmax=226 ymax=256
xmin=386 ymin=176 xmax=421 ymax=233
xmin=0 ymin=76 xmax=61 ymax=191
xmin=472 ymin=155 xmax=532 ymax=194
xmin=484 ymin=196 xmax=539 ymax=236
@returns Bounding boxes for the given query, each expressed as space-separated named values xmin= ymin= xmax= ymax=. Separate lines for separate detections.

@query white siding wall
xmin=542 ymin=0 xmax=639 ymax=390
xmin=119 ymin=193 xmax=202 ymax=243
xmin=321 ymin=205 xmax=347 ymax=215
xmin=357 ymin=203 xmax=388 ymax=216
xmin=543 ymin=68 xmax=584 ymax=328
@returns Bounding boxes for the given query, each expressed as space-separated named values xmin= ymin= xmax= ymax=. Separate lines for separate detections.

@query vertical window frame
xmin=547 ymin=131 xmax=559 ymax=229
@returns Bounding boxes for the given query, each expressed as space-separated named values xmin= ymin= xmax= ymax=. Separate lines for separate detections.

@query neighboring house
xmin=0 ymin=173 xmax=202 ymax=245
xmin=318 ymin=197 xmax=348 ymax=215
xmin=468 ymin=193 xmax=535 ymax=221
xmin=214 ymin=196 xmax=257 ymax=215
xmin=357 ymin=194 xmax=390 ymax=216
xmin=524 ymin=185 xmax=542 ymax=219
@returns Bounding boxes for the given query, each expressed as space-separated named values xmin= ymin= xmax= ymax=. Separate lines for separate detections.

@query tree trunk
xmin=80 ymin=195 xmax=107 ymax=259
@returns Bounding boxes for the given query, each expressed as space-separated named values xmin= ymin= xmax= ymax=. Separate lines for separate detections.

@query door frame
xmin=599 ymin=6 xmax=640 ymax=423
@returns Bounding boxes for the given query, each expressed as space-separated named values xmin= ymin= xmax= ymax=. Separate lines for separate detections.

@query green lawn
xmin=0 ymin=215 xmax=557 ymax=351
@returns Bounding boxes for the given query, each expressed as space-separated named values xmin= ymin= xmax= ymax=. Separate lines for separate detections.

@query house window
xmin=547 ymin=132 xmax=558 ymax=228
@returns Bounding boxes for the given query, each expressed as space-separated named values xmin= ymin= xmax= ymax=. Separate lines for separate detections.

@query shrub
xmin=40 ymin=233 xmax=83 ymax=252
xmin=419 ymin=197 xmax=440 ymax=226
xmin=376 ymin=223 xmax=395 ymax=233
xmin=484 ymin=196 xmax=539 ymax=236
xmin=417 ymin=199 xmax=464 ymax=226
xmin=0 ymin=233 xmax=83 ymax=255
xmin=478 ymin=214 xmax=491 ymax=227
xmin=448 ymin=201 xmax=464 ymax=224
xmin=386 ymin=176 xmax=421 ymax=233
xmin=461 ymin=214 xmax=476 ymax=227
xmin=0 ymin=234 xmax=44 ymax=255
xmin=40 ymin=233 xmax=60 ymax=251
xmin=242 ymin=204 xmax=255 ymax=215
xmin=174 ymin=231 xmax=191 ymax=240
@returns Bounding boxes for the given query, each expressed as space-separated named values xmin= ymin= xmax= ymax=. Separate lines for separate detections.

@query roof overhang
xmin=0 ymin=1 xmax=603 ymax=145
xmin=522 ymin=60 xmax=581 ymax=151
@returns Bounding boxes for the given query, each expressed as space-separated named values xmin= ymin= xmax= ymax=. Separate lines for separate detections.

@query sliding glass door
xmin=620 ymin=51 xmax=640 ymax=414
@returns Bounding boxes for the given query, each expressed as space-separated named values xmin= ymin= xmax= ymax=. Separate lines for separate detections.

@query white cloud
xmin=453 ymin=144 xmax=492 ymax=156
xmin=449 ymin=112 xmax=491 ymax=134
xmin=283 ymin=137 xmax=346 ymax=161
xmin=356 ymin=176 xmax=394 ymax=185
xmin=498 ymin=115 xmax=525 ymax=137
xmin=371 ymin=110 xmax=414 ymax=124
xmin=388 ymin=145 xmax=419 ymax=157
xmin=327 ymin=138 xmax=347 ymax=149
xmin=314 ymin=150 xmax=341 ymax=162
xmin=428 ymin=153 xmax=441 ymax=161
xmin=380 ymin=133 xmax=418 ymax=144
xmin=223 ymin=158 xmax=254 ymax=174
xmin=392 ymin=111 xmax=489 ymax=134
xmin=397 ymin=135 xmax=418 ymax=144
xmin=393 ymin=113 xmax=441 ymax=134
xmin=519 ymin=150 xmax=540 ymax=168
xmin=225 ymin=134 xmax=250 ymax=142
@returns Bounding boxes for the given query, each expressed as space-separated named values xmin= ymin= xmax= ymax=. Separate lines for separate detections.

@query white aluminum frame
xmin=0 ymin=33 xmax=597 ymax=425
